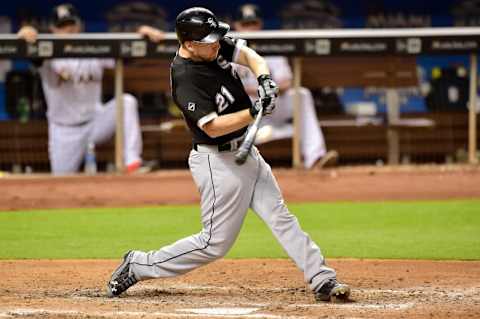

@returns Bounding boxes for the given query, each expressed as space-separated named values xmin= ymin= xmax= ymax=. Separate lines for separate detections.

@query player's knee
xmin=270 ymin=209 xmax=298 ymax=231
xmin=194 ymin=232 xmax=228 ymax=260
xmin=285 ymin=87 xmax=311 ymax=99
xmin=299 ymin=87 xmax=313 ymax=98
xmin=206 ymin=239 xmax=232 ymax=259
xmin=208 ymin=246 xmax=229 ymax=259
xmin=122 ymin=93 xmax=138 ymax=109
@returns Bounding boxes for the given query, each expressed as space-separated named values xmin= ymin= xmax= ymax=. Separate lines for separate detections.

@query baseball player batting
xmin=107 ymin=7 xmax=350 ymax=303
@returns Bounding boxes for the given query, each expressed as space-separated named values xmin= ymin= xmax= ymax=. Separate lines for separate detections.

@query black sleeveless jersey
xmin=170 ymin=37 xmax=253 ymax=145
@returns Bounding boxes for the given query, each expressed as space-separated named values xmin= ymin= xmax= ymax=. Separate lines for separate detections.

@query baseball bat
xmin=235 ymin=107 xmax=264 ymax=165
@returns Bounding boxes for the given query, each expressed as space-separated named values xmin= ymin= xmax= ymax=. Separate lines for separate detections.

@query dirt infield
xmin=1 ymin=259 xmax=479 ymax=319
xmin=1 ymin=165 xmax=480 ymax=318
xmin=1 ymin=164 xmax=480 ymax=210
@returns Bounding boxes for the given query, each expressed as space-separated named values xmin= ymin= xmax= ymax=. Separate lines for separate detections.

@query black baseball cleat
xmin=315 ymin=278 xmax=351 ymax=302
xmin=106 ymin=250 xmax=138 ymax=297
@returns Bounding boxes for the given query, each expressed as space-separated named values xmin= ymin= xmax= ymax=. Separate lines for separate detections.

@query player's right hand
xmin=17 ymin=25 xmax=38 ymax=43
xmin=260 ymin=96 xmax=276 ymax=115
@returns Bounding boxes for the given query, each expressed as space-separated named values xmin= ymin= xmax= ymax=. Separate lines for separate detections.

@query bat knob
xmin=235 ymin=149 xmax=248 ymax=165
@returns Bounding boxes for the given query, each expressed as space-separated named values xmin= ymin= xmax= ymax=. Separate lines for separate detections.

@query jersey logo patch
xmin=188 ymin=102 xmax=196 ymax=112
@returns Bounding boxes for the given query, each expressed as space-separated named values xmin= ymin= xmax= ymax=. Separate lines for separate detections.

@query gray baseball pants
xmin=128 ymin=145 xmax=336 ymax=292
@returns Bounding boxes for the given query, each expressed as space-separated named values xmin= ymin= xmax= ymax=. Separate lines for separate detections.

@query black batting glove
xmin=249 ymin=99 xmax=263 ymax=118
xmin=257 ymin=74 xmax=279 ymax=101
xmin=249 ymin=98 xmax=276 ymax=118
xmin=257 ymin=74 xmax=278 ymax=115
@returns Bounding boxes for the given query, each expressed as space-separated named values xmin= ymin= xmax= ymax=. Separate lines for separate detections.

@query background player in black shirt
xmin=107 ymin=7 xmax=350 ymax=303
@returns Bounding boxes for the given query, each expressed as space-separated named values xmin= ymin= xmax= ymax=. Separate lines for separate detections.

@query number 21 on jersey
xmin=215 ymin=86 xmax=235 ymax=113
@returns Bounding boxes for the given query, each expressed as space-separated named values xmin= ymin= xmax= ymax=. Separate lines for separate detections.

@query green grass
xmin=0 ymin=200 xmax=479 ymax=260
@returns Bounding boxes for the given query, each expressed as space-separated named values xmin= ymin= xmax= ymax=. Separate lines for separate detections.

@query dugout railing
xmin=0 ymin=28 xmax=479 ymax=172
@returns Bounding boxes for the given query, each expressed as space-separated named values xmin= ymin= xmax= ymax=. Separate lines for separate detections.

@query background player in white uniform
xmin=233 ymin=4 xmax=338 ymax=169
xmin=17 ymin=4 xmax=164 ymax=175
xmin=106 ymin=7 xmax=350 ymax=303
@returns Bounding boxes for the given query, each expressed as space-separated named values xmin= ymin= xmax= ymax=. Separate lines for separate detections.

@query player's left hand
xmin=250 ymin=98 xmax=276 ymax=118
xmin=137 ymin=25 xmax=165 ymax=42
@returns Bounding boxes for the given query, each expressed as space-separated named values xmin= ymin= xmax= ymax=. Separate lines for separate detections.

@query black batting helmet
xmin=51 ymin=3 xmax=81 ymax=28
xmin=175 ymin=7 xmax=230 ymax=44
